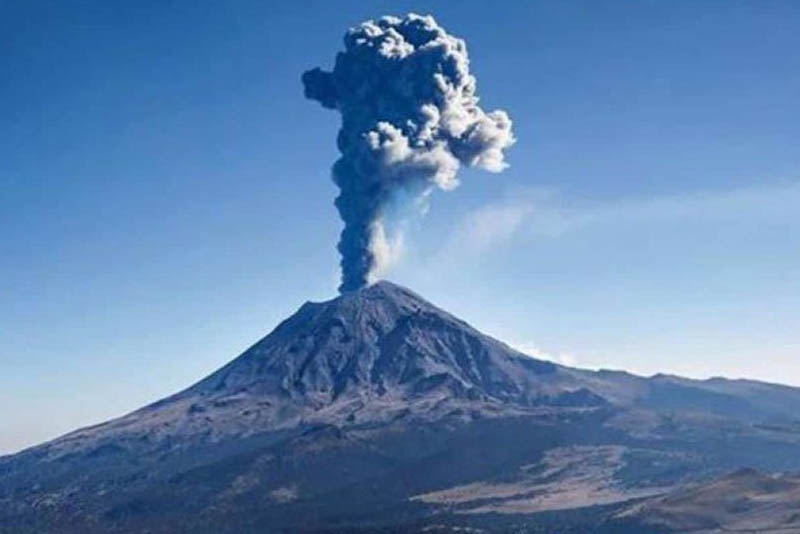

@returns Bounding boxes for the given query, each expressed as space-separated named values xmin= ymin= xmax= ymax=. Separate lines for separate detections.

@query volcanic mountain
xmin=3 ymin=282 xmax=800 ymax=533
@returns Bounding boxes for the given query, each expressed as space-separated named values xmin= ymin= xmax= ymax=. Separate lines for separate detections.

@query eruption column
xmin=303 ymin=13 xmax=515 ymax=293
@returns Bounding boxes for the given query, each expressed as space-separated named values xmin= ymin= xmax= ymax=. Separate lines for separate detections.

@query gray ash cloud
xmin=303 ymin=13 xmax=514 ymax=293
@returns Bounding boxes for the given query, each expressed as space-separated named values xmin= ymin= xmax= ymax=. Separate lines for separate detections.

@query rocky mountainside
xmin=2 ymin=281 xmax=800 ymax=533
xmin=617 ymin=468 xmax=800 ymax=533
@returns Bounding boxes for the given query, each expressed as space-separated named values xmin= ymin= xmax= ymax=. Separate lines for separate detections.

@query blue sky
xmin=2 ymin=0 xmax=799 ymax=454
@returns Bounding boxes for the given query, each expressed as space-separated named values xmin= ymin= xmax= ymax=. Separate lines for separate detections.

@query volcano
xmin=3 ymin=282 xmax=800 ymax=534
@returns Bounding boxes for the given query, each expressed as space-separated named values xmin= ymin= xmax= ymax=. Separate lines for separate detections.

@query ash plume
xmin=303 ymin=13 xmax=515 ymax=293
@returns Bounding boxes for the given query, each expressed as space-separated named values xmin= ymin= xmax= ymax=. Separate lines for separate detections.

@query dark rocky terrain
xmin=2 ymin=281 xmax=800 ymax=533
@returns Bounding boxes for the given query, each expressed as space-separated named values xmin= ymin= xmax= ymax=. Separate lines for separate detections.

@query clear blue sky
xmin=2 ymin=0 xmax=799 ymax=454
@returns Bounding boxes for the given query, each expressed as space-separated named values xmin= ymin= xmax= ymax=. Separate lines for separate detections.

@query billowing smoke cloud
xmin=303 ymin=13 xmax=515 ymax=293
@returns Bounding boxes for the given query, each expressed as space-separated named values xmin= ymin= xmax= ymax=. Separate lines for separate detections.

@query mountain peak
xmin=182 ymin=280 xmax=569 ymax=420
xmin=306 ymin=280 xmax=439 ymax=320
xmin=344 ymin=279 xmax=419 ymax=298
xmin=42 ymin=282 xmax=601 ymax=460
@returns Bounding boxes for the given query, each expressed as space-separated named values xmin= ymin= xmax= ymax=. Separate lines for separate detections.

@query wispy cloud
xmin=508 ymin=340 xmax=581 ymax=368
xmin=453 ymin=201 xmax=534 ymax=254
xmin=396 ymin=180 xmax=800 ymax=386
xmin=442 ymin=181 xmax=800 ymax=257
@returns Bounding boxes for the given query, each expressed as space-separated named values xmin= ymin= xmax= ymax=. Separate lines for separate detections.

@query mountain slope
xmin=9 ymin=282 xmax=604 ymax=462
xmin=616 ymin=468 xmax=800 ymax=533
xmin=2 ymin=281 xmax=800 ymax=534
xmin=184 ymin=280 xmax=588 ymax=410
